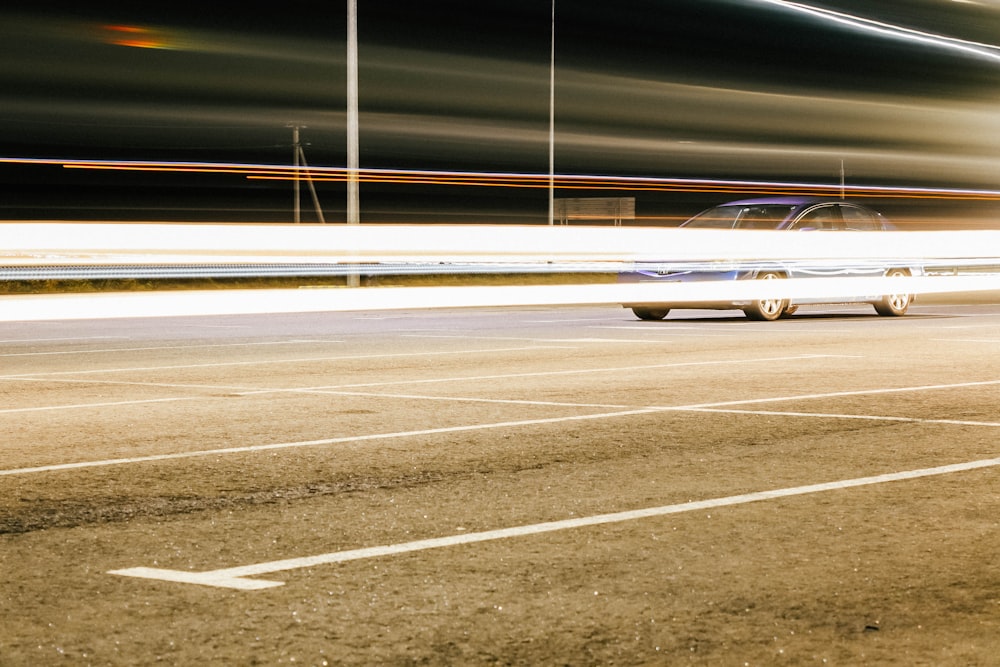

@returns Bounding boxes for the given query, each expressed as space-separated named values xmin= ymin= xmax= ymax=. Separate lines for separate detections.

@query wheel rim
xmin=886 ymin=269 xmax=909 ymax=310
xmin=758 ymin=273 xmax=782 ymax=317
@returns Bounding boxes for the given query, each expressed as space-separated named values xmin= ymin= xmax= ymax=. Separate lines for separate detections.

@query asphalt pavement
xmin=2 ymin=300 xmax=999 ymax=664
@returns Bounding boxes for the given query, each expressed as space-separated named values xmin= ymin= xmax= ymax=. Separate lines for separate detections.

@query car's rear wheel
xmin=631 ymin=307 xmax=670 ymax=321
xmin=874 ymin=268 xmax=911 ymax=316
xmin=743 ymin=272 xmax=787 ymax=321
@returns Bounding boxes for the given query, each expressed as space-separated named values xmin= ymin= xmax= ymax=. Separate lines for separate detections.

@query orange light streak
xmin=2 ymin=157 xmax=999 ymax=201
xmin=102 ymin=24 xmax=173 ymax=49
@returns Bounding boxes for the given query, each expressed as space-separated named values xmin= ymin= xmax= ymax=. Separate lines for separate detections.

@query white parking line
xmin=5 ymin=377 xmax=998 ymax=477
xmin=0 ymin=397 xmax=197 ymax=415
xmin=0 ymin=340 xmax=345 ymax=358
xmin=0 ymin=336 xmax=129 ymax=343
xmin=591 ymin=326 xmax=738 ymax=334
xmin=0 ymin=353 xmax=849 ymax=415
xmin=660 ymin=378 xmax=1000 ymax=409
xmin=0 ymin=345 xmax=568 ymax=380
xmin=297 ymin=389 xmax=629 ymax=410
xmin=236 ymin=355 xmax=843 ymax=396
xmin=525 ymin=318 xmax=614 ymax=323
xmin=108 ymin=456 xmax=1000 ymax=590
xmin=0 ymin=407 xmax=665 ymax=477
xmin=683 ymin=407 xmax=1000 ymax=428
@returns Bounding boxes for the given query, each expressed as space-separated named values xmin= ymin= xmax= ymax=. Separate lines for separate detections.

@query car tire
xmin=781 ymin=305 xmax=799 ymax=318
xmin=632 ymin=307 xmax=670 ymax=321
xmin=874 ymin=268 xmax=911 ymax=316
xmin=743 ymin=272 xmax=787 ymax=321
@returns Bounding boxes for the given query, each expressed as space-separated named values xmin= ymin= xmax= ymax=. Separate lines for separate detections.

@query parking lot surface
xmin=2 ymin=300 xmax=999 ymax=665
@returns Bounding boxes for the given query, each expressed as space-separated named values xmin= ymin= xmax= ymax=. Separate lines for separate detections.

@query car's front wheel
xmin=874 ymin=268 xmax=912 ymax=316
xmin=743 ymin=272 xmax=787 ymax=321
xmin=631 ymin=307 xmax=670 ymax=321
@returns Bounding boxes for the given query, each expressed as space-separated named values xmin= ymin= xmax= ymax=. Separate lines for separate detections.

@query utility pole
xmin=289 ymin=124 xmax=326 ymax=223
xmin=347 ymin=0 xmax=360 ymax=226
xmin=292 ymin=125 xmax=301 ymax=223
xmin=346 ymin=0 xmax=361 ymax=287
xmin=548 ymin=0 xmax=555 ymax=225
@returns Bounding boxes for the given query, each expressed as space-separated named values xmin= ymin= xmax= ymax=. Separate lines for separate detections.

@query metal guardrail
xmin=3 ymin=259 xmax=1000 ymax=283
xmin=0 ymin=262 xmax=621 ymax=281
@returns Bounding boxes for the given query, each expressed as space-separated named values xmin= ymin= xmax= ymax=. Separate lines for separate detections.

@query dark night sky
xmin=1 ymin=1 xmax=998 ymax=222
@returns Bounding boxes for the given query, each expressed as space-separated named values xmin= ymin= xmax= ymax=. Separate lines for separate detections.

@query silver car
xmin=620 ymin=196 xmax=916 ymax=321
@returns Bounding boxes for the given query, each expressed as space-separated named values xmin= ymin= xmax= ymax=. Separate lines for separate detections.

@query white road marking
xmin=0 ymin=336 xmax=129 ymax=343
xmin=180 ymin=324 xmax=252 ymax=329
xmin=683 ymin=407 xmax=1000 ymax=428
xmin=235 ymin=355 xmax=842 ymax=396
xmin=295 ymin=389 xmax=629 ymax=409
xmin=5 ymin=377 xmax=999 ymax=478
xmin=594 ymin=324 xmax=898 ymax=335
xmin=0 ymin=353 xmax=844 ymax=415
xmin=524 ymin=318 xmax=614 ymax=323
xmin=0 ymin=407 xmax=666 ymax=477
xmin=657 ymin=378 xmax=1000 ymax=409
xmin=548 ymin=338 xmax=673 ymax=344
xmin=0 ymin=346 xmax=568 ymax=380
xmin=0 ymin=397 xmax=197 ymax=415
xmin=6 ymin=376 xmax=262 ymax=393
xmin=591 ymin=326 xmax=737 ymax=333
xmin=0 ymin=340 xmax=345 ymax=358
xmin=108 ymin=456 xmax=1000 ymax=590
xmin=940 ymin=322 xmax=1000 ymax=329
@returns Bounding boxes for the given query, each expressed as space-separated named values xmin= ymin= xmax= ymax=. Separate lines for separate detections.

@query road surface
xmin=2 ymin=298 xmax=999 ymax=665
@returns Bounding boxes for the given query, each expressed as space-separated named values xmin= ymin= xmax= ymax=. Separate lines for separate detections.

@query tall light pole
xmin=548 ymin=0 xmax=556 ymax=225
xmin=347 ymin=0 xmax=360 ymax=226
xmin=292 ymin=124 xmax=301 ymax=223
xmin=346 ymin=0 xmax=360 ymax=287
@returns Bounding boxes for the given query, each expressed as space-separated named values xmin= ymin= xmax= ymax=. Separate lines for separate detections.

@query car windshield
xmin=683 ymin=204 xmax=796 ymax=229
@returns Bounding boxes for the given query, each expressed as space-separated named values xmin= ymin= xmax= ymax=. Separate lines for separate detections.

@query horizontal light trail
xmin=753 ymin=0 xmax=1000 ymax=63
xmin=3 ymin=157 xmax=1000 ymax=200
xmin=4 ymin=221 xmax=1000 ymax=266
xmin=108 ymin=456 xmax=1000 ymax=589
xmin=1 ymin=275 xmax=999 ymax=322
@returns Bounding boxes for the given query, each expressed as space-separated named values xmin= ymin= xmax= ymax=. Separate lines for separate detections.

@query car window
xmin=790 ymin=205 xmax=842 ymax=230
xmin=682 ymin=206 xmax=741 ymax=228
xmin=734 ymin=205 xmax=795 ymax=229
xmin=838 ymin=205 xmax=878 ymax=230
xmin=683 ymin=204 xmax=793 ymax=229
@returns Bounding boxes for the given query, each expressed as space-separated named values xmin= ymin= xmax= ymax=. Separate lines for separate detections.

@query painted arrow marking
xmin=108 ymin=456 xmax=1000 ymax=590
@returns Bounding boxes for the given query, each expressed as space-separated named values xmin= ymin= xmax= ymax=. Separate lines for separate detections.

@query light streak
xmin=2 ymin=157 xmax=1000 ymax=201
xmin=0 ymin=221 xmax=998 ymax=323
xmin=3 ymin=222 xmax=1000 ymax=264
xmin=1 ymin=274 xmax=999 ymax=323
xmin=751 ymin=0 xmax=1000 ymax=63
xmin=101 ymin=24 xmax=176 ymax=50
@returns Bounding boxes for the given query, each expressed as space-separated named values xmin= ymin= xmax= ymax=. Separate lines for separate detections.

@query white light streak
xmin=1 ymin=275 xmax=998 ymax=323
xmin=2 ymin=222 xmax=1000 ymax=264
xmin=752 ymin=0 xmax=1000 ymax=63
xmin=1 ymin=222 xmax=998 ymax=322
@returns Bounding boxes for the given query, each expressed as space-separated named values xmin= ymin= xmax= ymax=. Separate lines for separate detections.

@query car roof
xmin=715 ymin=196 xmax=829 ymax=207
